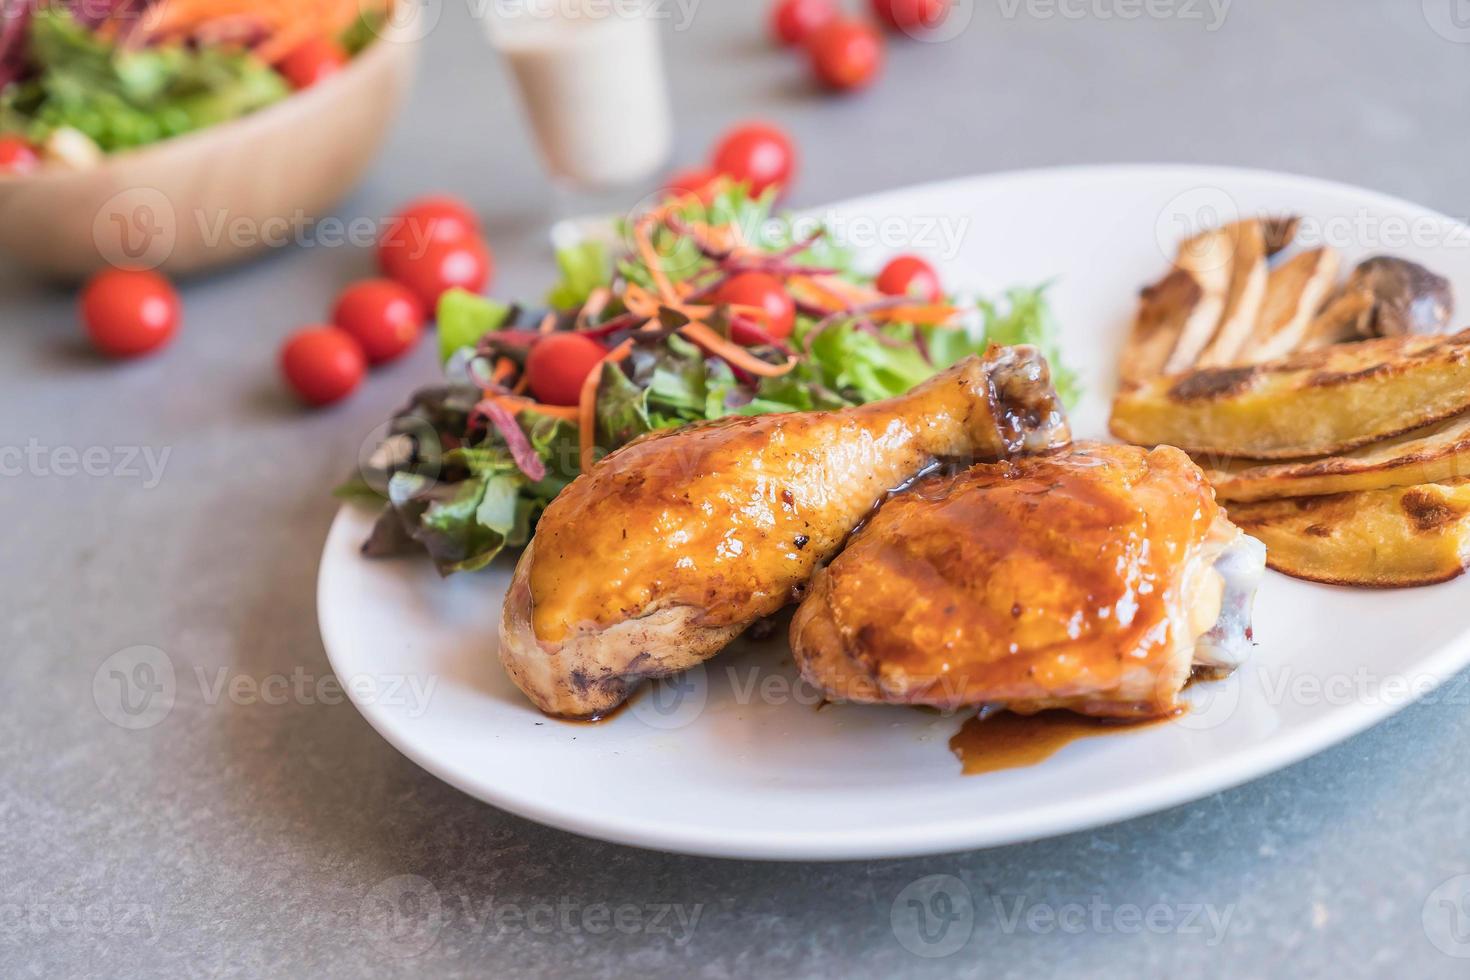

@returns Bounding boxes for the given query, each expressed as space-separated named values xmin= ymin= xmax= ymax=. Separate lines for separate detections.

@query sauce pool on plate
xmin=949 ymin=709 xmax=1177 ymax=775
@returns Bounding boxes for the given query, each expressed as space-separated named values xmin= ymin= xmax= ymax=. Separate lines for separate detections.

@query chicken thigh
xmin=499 ymin=347 xmax=1072 ymax=718
xmin=790 ymin=443 xmax=1265 ymax=718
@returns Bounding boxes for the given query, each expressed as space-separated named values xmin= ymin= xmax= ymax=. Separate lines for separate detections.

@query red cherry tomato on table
xmin=716 ymin=272 xmax=796 ymax=342
xmin=378 ymin=194 xmax=481 ymax=275
xmin=277 ymin=37 xmax=349 ymax=89
xmin=388 ymin=236 xmax=493 ymax=308
xmin=871 ymin=0 xmax=950 ymax=33
xmin=280 ymin=326 xmax=366 ymax=406
xmin=331 ymin=279 xmax=426 ymax=365
xmin=0 ymin=136 xmax=40 ymax=175
xmin=770 ymin=0 xmax=838 ymax=46
xmin=710 ymin=123 xmax=796 ymax=198
xmin=80 ymin=268 xmax=180 ymax=359
xmin=526 ymin=333 xmax=609 ymax=407
xmin=807 ymin=19 xmax=884 ymax=92
xmin=876 ymin=255 xmax=943 ymax=303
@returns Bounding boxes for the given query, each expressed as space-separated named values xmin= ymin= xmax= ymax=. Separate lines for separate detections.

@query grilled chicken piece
xmin=790 ymin=444 xmax=1265 ymax=718
xmin=499 ymin=348 xmax=1073 ymax=719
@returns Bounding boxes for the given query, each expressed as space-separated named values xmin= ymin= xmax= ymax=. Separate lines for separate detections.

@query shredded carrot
xmin=795 ymin=274 xmax=883 ymax=309
xmin=622 ymin=282 xmax=662 ymax=319
xmin=786 ymin=275 xmax=852 ymax=313
xmin=110 ymin=0 xmax=393 ymax=65
xmin=482 ymin=394 xmax=579 ymax=422
xmin=633 ymin=218 xmax=678 ymax=305
xmin=578 ymin=339 xmax=635 ymax=472
xmin=868 ymin=304 xmax=964 ymax=326
xmin=491 ymin=357 xmax=516 ymax=386
xmin=677 ymin=322 xmax=796 ymax=377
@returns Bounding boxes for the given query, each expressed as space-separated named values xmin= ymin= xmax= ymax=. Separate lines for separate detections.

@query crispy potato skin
xmin=1225 ymin=481 xmax=1470 ymax=587
xmin=1205 ymin=413 xmax=1470 ymax=502
xmin=1111 ymin=330 xmax=1470 ymax=459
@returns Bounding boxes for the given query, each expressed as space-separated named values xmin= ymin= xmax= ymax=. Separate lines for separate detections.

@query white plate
xmin=319 ymin=165 xmax=1470 ymax=860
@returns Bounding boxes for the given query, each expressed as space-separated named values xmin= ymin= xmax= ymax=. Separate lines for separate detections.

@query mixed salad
xmin=343 ymin=183 xmax=1078 ymax=575
xmin=0 ymin=0 xmax=389 ymax=167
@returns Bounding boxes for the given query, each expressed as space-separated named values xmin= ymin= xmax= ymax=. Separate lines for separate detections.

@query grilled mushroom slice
xmin=1196 ymin=220 xmax=1268 ymax=368
xmin=1239 ymin=247 xmax=1341 ymax=363
xmin=1302 ymin=256 xmax=1453 ymax=348
xmin=1261 ymin=215 xmax=1301 ymax=256
xmin=1160 ymin=226 xmax=1236 ymax=373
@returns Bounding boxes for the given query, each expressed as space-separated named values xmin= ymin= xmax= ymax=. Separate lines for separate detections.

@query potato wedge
xmin=1110 ymin=330 xmax=1470 ymax=459
xmin=1225 ymin=481 xmax=1470 ymax=587
xmin=1238 ymin=247 xmax=1340 ymax=364
xmin=1196 ymin=220 xmax=1268 ymax=367
xmin=1159 ymin=227 xmax=1234 ymax=374
xmin=1206 ymin=412 xmax=1470 ymax=502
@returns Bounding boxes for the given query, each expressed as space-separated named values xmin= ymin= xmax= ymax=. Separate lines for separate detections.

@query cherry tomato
xmin=388 ymin=236 xmax=494 ymax=308
xmin=770 ymin=0 xmax=838 ymax=46
xmin=0 ymin=136 xmax=40 ymax=175
xmin=280 ymin=326 xmax=366 ymax=406
xmin=526 ymin=332 xmax=609 ymax=407
xmin=664 ymin=167 xmax=717 ymax=201
xmin=376 ymin=195 xmax=479 ymax=268
xmin=876 ymin=255 xmax=943 ymax=303
xmin=80 ymin=268 xmax=180 ymax=359
xmin=331 ymin=279 xmax=426 ymax=365
xmin=871 ymin=0 xmax=950 ymax=33
xmin=710 ymin=123 xmax=796 ymax=198
xmin=716 ymin=272 xmax=796 ymax=342
xmin=378 ymin=195 xmax=481 ymax=278
xmin=808 ymin=19 xmax=884 ymax=92
xmin=277 ymin=37 xmax=349 ymax=90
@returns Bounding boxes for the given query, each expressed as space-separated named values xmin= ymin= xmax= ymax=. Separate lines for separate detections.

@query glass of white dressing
xmin=486 ymin=0 xmax=674 ymax=228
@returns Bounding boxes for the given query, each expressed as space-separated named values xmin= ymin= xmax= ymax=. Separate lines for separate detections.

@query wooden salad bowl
xmin=0 ymin=17 xmax=420 ymax=282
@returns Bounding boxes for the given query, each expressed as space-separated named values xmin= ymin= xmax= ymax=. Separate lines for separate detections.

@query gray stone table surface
xmin=6 ymin=1 xmax=1470 ymax=976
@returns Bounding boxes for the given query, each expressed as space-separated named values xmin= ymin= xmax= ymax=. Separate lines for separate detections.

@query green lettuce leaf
xmin=436 ymin=289 xmax=510 ymax=363
xmin=547 ymin=241 xmax=611 ymax=309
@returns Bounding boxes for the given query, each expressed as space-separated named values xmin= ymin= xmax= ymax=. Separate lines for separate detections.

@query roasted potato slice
xmin=1110 ymin=330 xmax=1470 ymax=459
xmin=1225 ymin=481 xmax=1470 ymax=587
xmin=1238 ymin=248 xmax=1340 ymax=364
xmin=1196 ymin=220 xmax=1268 ymax=368
xmin=1206 ymin=412 xmax=1470 ymax=502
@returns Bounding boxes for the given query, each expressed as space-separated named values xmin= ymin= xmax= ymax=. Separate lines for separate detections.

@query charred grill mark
xmin=1306 ymin=362 xmax=1400 ymax=388
xmin=1169 ymin=367 xmax=1258 ymax=402
xmin=1401 ymin=489 xmax=1466 ymax=533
